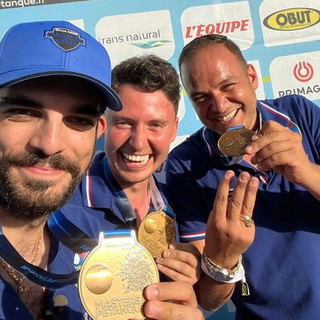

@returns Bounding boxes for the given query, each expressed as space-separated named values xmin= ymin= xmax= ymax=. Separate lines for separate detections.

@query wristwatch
xmin=201 ymin=251 xmax=245 ymax=283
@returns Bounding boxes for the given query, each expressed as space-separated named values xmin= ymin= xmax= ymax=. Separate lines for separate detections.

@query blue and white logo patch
xmin=45 ymin=27 xmax=85 ymax=51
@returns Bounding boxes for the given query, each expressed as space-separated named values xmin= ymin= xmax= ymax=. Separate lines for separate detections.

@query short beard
xmin=0 ymin=152 xmax=83 ymax=220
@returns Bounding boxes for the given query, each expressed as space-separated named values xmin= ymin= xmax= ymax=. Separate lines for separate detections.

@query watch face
xmin=204 ymin=255 xmax=235 ymax=282
xmin=79 ymin=241 xmax=159 ymax=320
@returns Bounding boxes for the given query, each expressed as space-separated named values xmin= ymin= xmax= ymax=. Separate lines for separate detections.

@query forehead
xmin=109 ymin=84 xmax=176 ymax=118
xmin=0 ymin=76 xmax=103 ymax=113
xmin=181 ymin=45 xmax=244 ymax=86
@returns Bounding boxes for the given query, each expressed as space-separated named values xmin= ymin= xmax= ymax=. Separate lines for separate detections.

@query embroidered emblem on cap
xmin=45 ymin=27 xmax=86 ymax=51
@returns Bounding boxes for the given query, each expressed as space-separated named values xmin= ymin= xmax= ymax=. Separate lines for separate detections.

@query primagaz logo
xmin=263 ymin=8 xmax=320 ymax=31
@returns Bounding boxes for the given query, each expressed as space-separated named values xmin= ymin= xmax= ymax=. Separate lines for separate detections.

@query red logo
xmin=293 ymin=61 xmax=314 ymax=82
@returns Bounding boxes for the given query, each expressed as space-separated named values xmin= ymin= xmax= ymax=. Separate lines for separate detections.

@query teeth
xmin=122 ymin=152 xmax=149 ymax=164
xmin=219 ymin=109 xmax=237 ymax=123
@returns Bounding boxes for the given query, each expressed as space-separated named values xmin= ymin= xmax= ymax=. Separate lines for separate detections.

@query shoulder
xmin=168 ymin=127 xmax=211 ymax=161
xmin=259 ymin=95 xmax=320 ymax=127
xmin=261 ymin=94 xmax=318 ymax=113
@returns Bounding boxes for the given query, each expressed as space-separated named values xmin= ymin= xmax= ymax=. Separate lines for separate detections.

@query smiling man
xmin=166 ymin=33 xmax=320 ymax=320
xmin=57 ymin=54 xmax=200 ymax=287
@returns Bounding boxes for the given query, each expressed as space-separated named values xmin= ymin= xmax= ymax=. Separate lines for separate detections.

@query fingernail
xmin=146 ymin=302 xmax=161 ymax=317
xmin=162 ymin=249 xmax=170 ymax=258
xmin=145 ymin=285 xmax=158 ymax=299
xmin=252 ymin=133 xmax=259 ymax=140
xmin=156 ymin=257 xmax=164 ymax=264
xmin=240 ymin=172 xmax=249 ymax=182
xmin=245 ymin=145 xmax=253 ymax=153
xmin=251 ymin=177 xmax=259 ymax=186
xmin=226 ymin=170 xmax=234 ymax=178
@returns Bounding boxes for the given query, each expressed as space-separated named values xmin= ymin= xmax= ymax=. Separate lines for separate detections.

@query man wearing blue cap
xmin=0 ymin=21 xmax=203 ymax=320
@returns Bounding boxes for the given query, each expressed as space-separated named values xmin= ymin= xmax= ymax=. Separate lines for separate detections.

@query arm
xmin=245 ymin=120 xmax=320 ymax=199
xmin=195 ymin=170 xmax=259 ymax=311
xmin=141 ymin=281 xmax=204 ymax=320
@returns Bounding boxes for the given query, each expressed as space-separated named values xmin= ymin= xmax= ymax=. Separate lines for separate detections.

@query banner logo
xmin=263 ymin=8 xmax=320 ymax=31
xmin=293 ymin=62 xmax=314 ymax=82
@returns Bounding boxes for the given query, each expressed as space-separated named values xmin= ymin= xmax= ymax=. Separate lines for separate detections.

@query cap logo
xmin=45 ymin=27 xmax=86 ymax=51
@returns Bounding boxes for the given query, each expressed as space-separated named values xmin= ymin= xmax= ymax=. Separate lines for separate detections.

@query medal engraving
xmin=218 ymin=127 xmax=255 ymax=156
xmin=79 ymin=231 xmax=159 ymax=320
xmin=138 ymin=209 xmax=176 ymax=258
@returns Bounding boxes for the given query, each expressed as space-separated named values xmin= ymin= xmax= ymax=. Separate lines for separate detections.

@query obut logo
xmin=263 ymin=8 xmax=320 ymax=31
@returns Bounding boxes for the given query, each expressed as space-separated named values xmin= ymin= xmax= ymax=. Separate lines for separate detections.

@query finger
xmin=156 ymin=263 xmax=196 ymax=283
xmin=242 ymin=176 xmax=259 ymax=218
xmin=227 ymin=171 xmax=251 ymax=221
xmin=144 ymin=282 xmax=198 ymax=307
xmin=211 ymin=170 xmax=235 ymax=222
xmin=143 ymin=300 xmax=204 ymax=320
xmin=156 ymin=249 xmax=199 ymax=284
xmin=245 ymin=121 xmax=292 ymax=155
xmin=161 ymin=243 xmax=200 ymax=268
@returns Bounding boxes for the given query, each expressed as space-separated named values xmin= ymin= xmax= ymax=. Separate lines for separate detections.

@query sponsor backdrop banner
xmin=0 ymin=1 xmax=318 ymax=319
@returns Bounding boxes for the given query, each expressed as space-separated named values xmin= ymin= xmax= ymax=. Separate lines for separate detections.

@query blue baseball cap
xmin=0 ymin=20 xmax=122 ymax=112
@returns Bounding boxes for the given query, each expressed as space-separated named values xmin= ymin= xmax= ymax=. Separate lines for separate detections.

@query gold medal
xmin=137 ymin=207 xmax=176 ymax=258
xmin=218 ymin=127 xmax=255 ymax=156
xmin=78 ymin=230 xmax=159 ymax=320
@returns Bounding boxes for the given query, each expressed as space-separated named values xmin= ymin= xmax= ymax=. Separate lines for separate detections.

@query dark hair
xmin=178 ymin=34 xmax=247 ymax=70
xmin=111 ymin=54 xmax=180 ymax=114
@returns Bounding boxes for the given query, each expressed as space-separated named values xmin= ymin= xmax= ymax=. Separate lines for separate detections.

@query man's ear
xmin=97 ymin=115 xmax=107 ymax=139
xmin=170 ymin=117 xmax=179 ymax=143
xmin=247 ymin=64 xmax=259 ymax=90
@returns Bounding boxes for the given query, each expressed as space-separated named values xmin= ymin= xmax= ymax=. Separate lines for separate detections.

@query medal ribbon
xmin=0 ymin=225 xmax=79 ymax=288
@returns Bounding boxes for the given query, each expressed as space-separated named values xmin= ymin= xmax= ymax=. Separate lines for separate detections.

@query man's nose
xmin=129 ymin=126 xmax=148 ymax=150
xmin=28 ymin=120 xmax=66 ymax=156
xmin=211 ymin=92 xmax=229 ymax=113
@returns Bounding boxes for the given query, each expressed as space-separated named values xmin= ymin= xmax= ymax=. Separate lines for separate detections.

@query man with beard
xmin=0 ymin=21 xmax=204 ymax=320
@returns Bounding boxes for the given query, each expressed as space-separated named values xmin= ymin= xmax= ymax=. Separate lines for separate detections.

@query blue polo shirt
xmin=0 ymin=237 xmax=86 ymax=320
xmin=57 ymin=151 xmax=173 ymax=238
xmin=166 ymin=95 xmax=320 ymax=320
xmin=53 ymin=152 xmax=176 ymax=284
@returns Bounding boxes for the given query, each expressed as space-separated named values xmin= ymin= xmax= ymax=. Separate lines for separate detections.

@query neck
xmin=0 ymin=207 xmax=49 ymax=262
xmin=122 ymin=180 xmax=151 ymax=223
xmin=0 ymin=209 xmax=50 ymax=319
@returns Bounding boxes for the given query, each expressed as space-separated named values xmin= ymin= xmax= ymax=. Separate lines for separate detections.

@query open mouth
xmin=218 ymin=109 xmax=238 ymax=124
xmin=122 ymin=152 xmax=150 ymax=165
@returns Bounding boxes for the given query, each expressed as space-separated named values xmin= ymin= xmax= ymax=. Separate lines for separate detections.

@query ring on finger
xmin=239 ymin=215 xmax=254 ymax=227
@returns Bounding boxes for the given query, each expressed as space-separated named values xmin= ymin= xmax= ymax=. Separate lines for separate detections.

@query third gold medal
xmin=138 ymin=207 xmax=176 ymax=258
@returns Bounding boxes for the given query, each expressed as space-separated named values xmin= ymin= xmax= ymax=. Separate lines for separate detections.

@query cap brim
xmin=0 ymin=70 xmax=122 ymax=112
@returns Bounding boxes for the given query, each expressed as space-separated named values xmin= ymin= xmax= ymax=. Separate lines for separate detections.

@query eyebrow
xmin=0 ymin=96 xmax=41 ymax=108
xmin=0 ymin=96 xmax=101 ymax=117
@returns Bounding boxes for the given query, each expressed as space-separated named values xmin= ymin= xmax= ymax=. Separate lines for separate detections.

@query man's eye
xmin=3 ymin=108 xmax=40 ymax=119
xmin=150 ymin=122 xmax=165 ymax=129
xmin=222 ymin=83 xmax=236 ymax=91
xmin=64 ymin=117 xmax=96 ymax=131
xmin=115 ymin=121 xmax=131 ymax=128
xmin=193 ymin=96 xmax=208 ymax=104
